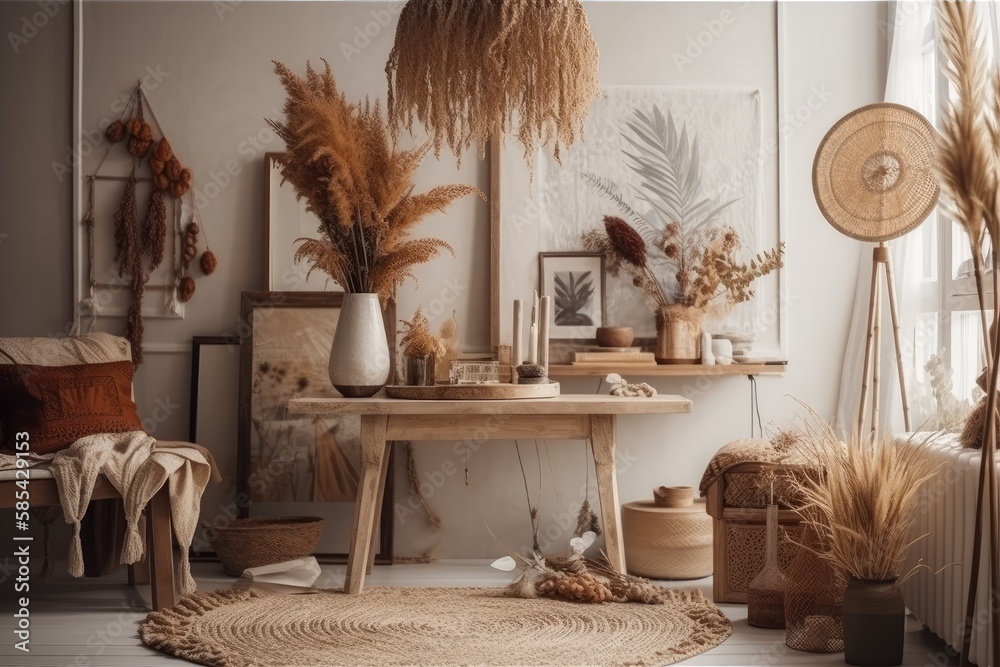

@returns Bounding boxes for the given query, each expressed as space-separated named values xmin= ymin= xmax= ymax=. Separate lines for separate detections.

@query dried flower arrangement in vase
xmin=399 ymin=307 xmax=445 ymax=386
xmin=267 ymin=60 xmax=484 ymax=396
xmin=790 ymin=417 xmax=934 ymax=666
xmin=581 ymin=106 xmax=784 ymax=363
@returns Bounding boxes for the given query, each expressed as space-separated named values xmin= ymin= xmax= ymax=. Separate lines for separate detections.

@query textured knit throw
xmin=47 ymin=431 xmax=212 ymax=594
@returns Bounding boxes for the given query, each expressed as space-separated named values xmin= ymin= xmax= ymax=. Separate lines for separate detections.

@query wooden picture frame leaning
xmin=237 ymin=291 xmax=394 ymax=563
xmin=264 ymin=152 xmax=336 ymax=292
xmin=189 ymin=335 xmax=241 ymax=560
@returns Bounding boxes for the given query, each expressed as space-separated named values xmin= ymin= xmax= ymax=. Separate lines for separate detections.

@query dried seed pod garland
xmin=178 ymin=275 xmax=196 ymax=303
xmin=171 ymin=181 xmax=190 ymax=199
xmin=105 ymin=120 xmax=126 ymax=143
xmin=176 ymin=220 xmax=200 ymax=303
xmin=155 ymin=137 xmax=172 ymax=161
xmin=182 ymin=221 xmax=199 ymax=267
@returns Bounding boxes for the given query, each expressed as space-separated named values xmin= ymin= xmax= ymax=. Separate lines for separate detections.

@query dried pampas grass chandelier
xmin=385 ymin=0 xmax=602 ymax=166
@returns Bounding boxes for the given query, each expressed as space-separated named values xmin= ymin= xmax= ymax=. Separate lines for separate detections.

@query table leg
xmin=344 ymin=414 xmax=389 ymax=594
xmin=591 ymin=414 xmax=626 ymax=574
xmin=367 ymin=441 xmax=392 ymax=575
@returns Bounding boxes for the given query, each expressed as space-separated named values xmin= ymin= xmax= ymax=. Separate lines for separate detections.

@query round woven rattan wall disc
xmin=812 ymin=102 xmax=939 ymax=242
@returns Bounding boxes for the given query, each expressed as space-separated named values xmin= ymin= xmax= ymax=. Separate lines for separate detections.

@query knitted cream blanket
xmin=1 ymin=432 xmax=212 ymax=595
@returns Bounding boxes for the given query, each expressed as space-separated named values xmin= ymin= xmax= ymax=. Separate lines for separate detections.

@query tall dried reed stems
xmin=385 ymin=0 xmax=602 ymax=165
xmin=935 ymin=2 xmax=1000 ymax=663
xmin=267 ymin=60 xmax=484 ymax=302
xmin=789 ymin=419 xmax=934 ymax=584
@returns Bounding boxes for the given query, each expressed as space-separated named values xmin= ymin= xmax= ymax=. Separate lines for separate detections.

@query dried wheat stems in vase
xmin=385 ymin=0 xmax=601 ymax=165
xmin=935 ymin=2 xmax=1000 ymax=664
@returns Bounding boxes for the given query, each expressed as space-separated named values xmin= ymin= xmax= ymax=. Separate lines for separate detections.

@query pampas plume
xmin=269 ymin=60 xmax=484 ymax=302
xmin=788 ymin=413 xmax=935 ymax=584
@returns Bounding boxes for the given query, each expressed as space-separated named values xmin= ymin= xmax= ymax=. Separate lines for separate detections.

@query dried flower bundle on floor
xmin=385 ymin=0 xmax=602 ymax=165
xmin=268 ymin=60 xmax=484 ymax=303
xmin=581 ymin=106 xmax=783 ymax=317
xmin=503 ymin=550 xmax=667 ymax=605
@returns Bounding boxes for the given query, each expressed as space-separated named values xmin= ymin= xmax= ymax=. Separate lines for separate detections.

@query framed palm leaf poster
xmin=538 ymin=252 xmax=606 ymax=340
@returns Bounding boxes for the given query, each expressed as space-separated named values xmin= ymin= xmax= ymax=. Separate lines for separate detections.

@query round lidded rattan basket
xmin=206 ymin=516 xmax=324 ymax=577
xmin=622 ymin=495 xmax=713 ymax=580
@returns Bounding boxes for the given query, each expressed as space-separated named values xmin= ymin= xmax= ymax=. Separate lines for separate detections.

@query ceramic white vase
xmin=328 ymin=293 xmax=390 ymax=397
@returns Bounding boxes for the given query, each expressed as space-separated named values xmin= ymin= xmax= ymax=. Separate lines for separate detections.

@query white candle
xmin=538 ymin=295 xmax=550 ymax=370
xmin=512 ymin=299 xmax=523 ymax=369
xmin=529 ymin=290 xmax=539 ymax=363
xmin=528 ymin=316 xmax=538 ymax=365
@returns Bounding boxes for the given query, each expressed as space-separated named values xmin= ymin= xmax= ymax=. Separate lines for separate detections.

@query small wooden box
xmin=704 ymin=462 xmax=803 ymax=604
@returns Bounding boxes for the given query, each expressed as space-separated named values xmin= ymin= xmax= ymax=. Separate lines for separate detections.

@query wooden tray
xmin=385 ymin=382 xmax=560 ymax=400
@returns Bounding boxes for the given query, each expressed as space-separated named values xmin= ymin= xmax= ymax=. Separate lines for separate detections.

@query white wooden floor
xmin=0 ymin=560 xmax=957 ymax=666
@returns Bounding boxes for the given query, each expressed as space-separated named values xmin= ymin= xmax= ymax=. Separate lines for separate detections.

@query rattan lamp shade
xmin=812 ymin=103 xmax=939 ymax=242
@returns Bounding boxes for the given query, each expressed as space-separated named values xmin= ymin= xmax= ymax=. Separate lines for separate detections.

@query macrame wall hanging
xmin=79 ymin=80 xmax=219 ymax=364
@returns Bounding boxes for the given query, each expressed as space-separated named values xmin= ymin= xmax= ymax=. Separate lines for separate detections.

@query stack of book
xmin=571 ymin=348 xmax=656 ymax=366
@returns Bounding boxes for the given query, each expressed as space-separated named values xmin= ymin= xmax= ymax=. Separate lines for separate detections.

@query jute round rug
xmin=139 ymin=587 xmax=732 ymax=666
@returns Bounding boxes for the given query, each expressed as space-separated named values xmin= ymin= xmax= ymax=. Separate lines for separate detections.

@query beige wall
xmin=0 ymin=1 xmax=884 ymax=561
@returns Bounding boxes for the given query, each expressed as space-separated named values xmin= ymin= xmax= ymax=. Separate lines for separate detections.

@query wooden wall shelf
xmin=547 ymin=363 xmax=787 ymax=377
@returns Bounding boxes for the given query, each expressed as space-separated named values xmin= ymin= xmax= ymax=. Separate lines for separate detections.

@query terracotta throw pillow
xmin=0 ymin=360 xmax=143 ymax=454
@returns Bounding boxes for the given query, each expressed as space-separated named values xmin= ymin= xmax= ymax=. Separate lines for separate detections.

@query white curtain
xmin=834 ymin=0 xmax=932 ymax=436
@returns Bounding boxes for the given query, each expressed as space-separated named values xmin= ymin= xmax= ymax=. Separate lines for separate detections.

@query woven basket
xmin=207 ymin=516 xmax=325 ymax=577
xmin=622 ymin=497 xmax=712 ymax=579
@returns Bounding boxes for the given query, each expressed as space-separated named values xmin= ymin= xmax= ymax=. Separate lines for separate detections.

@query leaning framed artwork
xmin=189 ymin=335 xmax=241 ymax=559
xmin=538 ymin=252 xmax=606 ymax=340
xmin=236 ymin=291 xmax=394 ymax=562
xmin=264 ymin=153 xmax=338 ymax=292
xmin=490 ymin=4 xmax=786 ymax=361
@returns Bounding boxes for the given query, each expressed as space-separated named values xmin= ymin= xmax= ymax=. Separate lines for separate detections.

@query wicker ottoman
xmin=701 ymin=439 xmax=809 ymax=604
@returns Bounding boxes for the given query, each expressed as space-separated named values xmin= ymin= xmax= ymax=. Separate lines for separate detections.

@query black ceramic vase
xmin=843 ymin=577 xmax=905 ymax=666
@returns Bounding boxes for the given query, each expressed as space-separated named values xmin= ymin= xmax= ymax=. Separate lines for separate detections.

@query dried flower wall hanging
xmin=79 ymin=79 xmax=208 ymax=361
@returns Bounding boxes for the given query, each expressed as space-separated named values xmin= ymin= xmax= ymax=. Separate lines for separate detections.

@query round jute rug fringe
xmin=139 ymin=586 xmax=732 ymax=667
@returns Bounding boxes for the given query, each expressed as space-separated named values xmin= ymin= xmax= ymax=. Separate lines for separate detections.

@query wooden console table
xmin=287 ymin=394 xmax=692 ymax=594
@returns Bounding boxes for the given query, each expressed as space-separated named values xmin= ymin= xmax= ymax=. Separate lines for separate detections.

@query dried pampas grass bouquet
xmin=790 ymin=418 xmax=934 ymax=584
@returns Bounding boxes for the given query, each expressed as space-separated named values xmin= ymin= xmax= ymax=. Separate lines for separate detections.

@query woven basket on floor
xmin=622 ymin=494 xmax=713 ymax=580
xmin=207 ymin=516 xmax=324 ymax=576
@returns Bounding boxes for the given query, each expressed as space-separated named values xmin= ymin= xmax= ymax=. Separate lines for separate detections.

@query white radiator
xmin=901 ymin=433 xmax=997 ymax=666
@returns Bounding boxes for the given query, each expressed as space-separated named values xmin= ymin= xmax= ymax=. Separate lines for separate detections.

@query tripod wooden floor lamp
xmin=812 ymin=102 xmax=939 ymax=435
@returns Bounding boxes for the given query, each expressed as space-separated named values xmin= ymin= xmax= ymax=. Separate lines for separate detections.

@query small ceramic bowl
xmin=596 ymin=326 xmax=634 ymax=348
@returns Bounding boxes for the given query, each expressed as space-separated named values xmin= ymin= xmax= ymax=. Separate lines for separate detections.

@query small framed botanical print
xmin=538 ymin=252 xmax=607 ymax=340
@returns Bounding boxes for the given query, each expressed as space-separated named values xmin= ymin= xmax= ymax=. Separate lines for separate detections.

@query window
xmin=912 ymin=16 xmax=988 ymax=406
